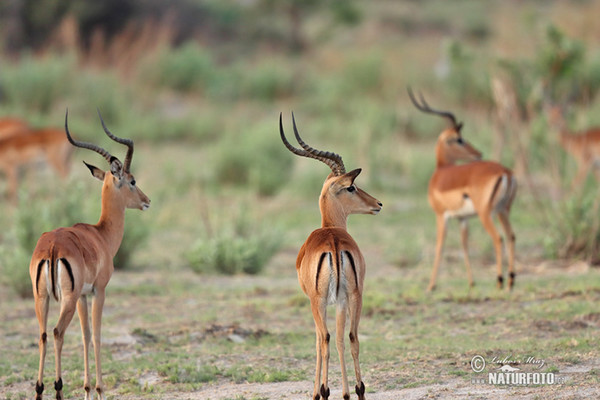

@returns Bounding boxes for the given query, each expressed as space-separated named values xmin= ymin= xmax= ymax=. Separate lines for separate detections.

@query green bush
xmin=213 ymin=122 xmax=293 ymax=196
xmin=241 ymin=61 xmax=295 ymax=101
xmin=186 ymin=206 xmax=281 ymax=275
xmin=144 ymin=42 xmax=217 ymax=93
xmin=544 ymin=187 xmax=600 ymax=263
xmin=0 ymin=54 xmax=75 ymax=112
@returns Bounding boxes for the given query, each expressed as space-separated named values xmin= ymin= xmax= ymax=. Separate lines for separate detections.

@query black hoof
xmin=35 ymin=381 xmax=44 ymax=399
xmin=356 ymin=381 xmax=365 ymax=399
xmin=320 ymin=384 xmax=330 ymax=399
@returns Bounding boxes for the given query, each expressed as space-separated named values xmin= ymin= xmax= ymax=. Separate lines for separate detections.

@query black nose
xmin=378 ymin=202 xmax=383 ymax=207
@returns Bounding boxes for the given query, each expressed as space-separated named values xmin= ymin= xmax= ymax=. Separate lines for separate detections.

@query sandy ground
xmin=4 ymin=362 xmax=597 ymax=400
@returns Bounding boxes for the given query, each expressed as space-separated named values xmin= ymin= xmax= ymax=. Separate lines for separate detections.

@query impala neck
xmin=95 ymin=181 xmax=126 ymax=257
xmin=435 ymin=142 xmax=451 ymax=168
xmin=319 ymin=193 xmax=348 ymax=230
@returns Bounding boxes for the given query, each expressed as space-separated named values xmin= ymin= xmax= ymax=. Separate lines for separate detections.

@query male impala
xmin=547 ymin=106 xmax=600 ymax=188
xmin=408 ymin=89 xmax=517 ymax=291
xmin=30 ymin=111 xmax=150 ymax=400
xmin=0 ymin=126 xmax=73 ymax=199
xmin=280 ymin=113 xmax=382 ymax=400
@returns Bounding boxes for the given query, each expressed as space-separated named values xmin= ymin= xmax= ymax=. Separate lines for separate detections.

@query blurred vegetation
xmin=186 ymin=203 xmax=282 ymax=275
xmin=1 ymin=0 xmax=600 ymax=294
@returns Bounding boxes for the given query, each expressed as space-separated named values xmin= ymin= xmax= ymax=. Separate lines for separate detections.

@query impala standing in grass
xmin=0 ymin=120 xmax=73 ymax=200
xmin=547 ymin=105 xmax=600 ymax=189
xmin=279 ymin=113 xmax=382 ymax=400
xmin=408 ymin=89 xmax=517 ymax=291
xmin=30 ymin=111 xmax=150 ymax=400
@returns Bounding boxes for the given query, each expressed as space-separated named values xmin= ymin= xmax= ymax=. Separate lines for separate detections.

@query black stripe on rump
xmin=60 ymin=258 xmax=75 ymax=291
xmin=489 ymin=176 xmax=503 ymax=206
xmin=35 ymin=259 xmax=45 ymax=296
xmin=344 ymin=251 xmax=358 ymax=287
xmin=334 ymin=237 xmax=340 ymax=297
xmin=316 ymin=253 xmax=327 ymax=293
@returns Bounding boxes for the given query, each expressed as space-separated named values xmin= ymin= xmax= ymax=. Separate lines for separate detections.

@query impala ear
xmin=109 ymin=157 xmax=123 ymax=179
xmin=83 ymin=161 xmax=105 ymax=181
xmin=338 ymin=168 xmax=362 ymax=186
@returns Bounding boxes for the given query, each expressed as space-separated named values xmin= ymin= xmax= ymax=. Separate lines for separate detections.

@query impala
xmin=0 ymin=124 xmax=73 ymax=200
xmin=279 ymin=113 xmax=382 ymax=400
xmin=0 ymin=117 xmax=28 ymax=139
xmin=30 ymin=111 xmax=150 ymax=400
xmin=408 ymin=89 xmax=517 ymax=291
xmin=547 ymin=105 xmax=600 ymax=188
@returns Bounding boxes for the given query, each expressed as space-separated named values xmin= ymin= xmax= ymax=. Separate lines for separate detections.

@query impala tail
xmin=316 ymin=248 xmax=359 ymax=306
xmin=35 ymin=251 xmax=75 ymax=302
xmin=490 ymin=173 xmax=517 ymax=212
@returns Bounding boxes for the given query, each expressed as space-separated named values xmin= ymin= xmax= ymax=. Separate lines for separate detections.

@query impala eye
xmin=456 ymin=137 xmax=464 ymax=145
xmin=347 ymin=186 xmax=356 ymax=193
xmin=130 ymin=179 xmax=136 ymax=186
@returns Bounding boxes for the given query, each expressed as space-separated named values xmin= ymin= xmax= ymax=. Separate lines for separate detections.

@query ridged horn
xmin=279 ymin=113 xmax=346 ymax=176
xmin=64 ymin=109 xmax=114 ymax=163
xmin=407 ymin=87 xmax=460 ymax=129
xmin=97 ymin=109 xmax=134 ymax=172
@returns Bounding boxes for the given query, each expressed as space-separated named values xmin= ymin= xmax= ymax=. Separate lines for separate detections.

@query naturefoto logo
xmin=470 ymin=355 xmax=566 ymax=386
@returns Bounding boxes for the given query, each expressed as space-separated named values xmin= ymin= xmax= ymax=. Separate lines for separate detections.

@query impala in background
xmin=547 ymin=105 xmax=600 ymax=189
xmin=30 ymin=111 xmax=150 ymax=400
xmin=409 ymin=89 xmax=517 ymax=291
xmin=0 ymin=118 xmax=73 ymax=200
xmin=279 ymin=113 xmax=382 ymax=400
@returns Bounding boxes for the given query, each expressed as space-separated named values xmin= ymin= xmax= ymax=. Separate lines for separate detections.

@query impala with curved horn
xmin=29 ymin=110 xmax=150 ymax=400
xmin=408 ymin=88 xmax=517 ymax=291
xmin=280 ymin=113 xmax=382 ymax=400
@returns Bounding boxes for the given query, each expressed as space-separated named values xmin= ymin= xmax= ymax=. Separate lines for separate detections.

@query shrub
xmin=213 ymin=122 xmax=292 ymax=196
xmin=186 ymin=205 xmax=281 ymax=275
xmin=0 ymin=54 xmax=75 ymax=113
xmin=544 ymin=187 xmax=600 ymax=263
xmin=144 ymin=42 xmax=216 ymax=93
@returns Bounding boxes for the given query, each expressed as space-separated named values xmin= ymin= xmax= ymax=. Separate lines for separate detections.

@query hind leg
xmin=53 ymin=295 xmax=78 ymax=400
xmin=310 ymin=297 xmax=329 ymax=400
xmin=33 ymin=294 xmax=50 ymax=400
xmin=459 ymin=219 xmax=474 ymax=288
xmin=77 ymin=296 xmax=93 ymax=400
xmin=348 ymin=292 xmax=365 ymax=400
xmin=478 ymin=210 xmax=504 ymax=289
xmin=335 ymin=301 xmax=350 ymax=399
xmin=497 ymin=211 xmax=516 ymax=290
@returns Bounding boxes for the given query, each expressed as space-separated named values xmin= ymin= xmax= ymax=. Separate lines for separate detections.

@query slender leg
xmin=348 ymin=292 xmax=365 ymax=400
xmin=34 ymin=295 xmax=50 ymax=400
xmin=53 ymin=296 xmax=79 ymax=400
xmin=310 ymin=297 xmax=329 ymax=400
xmin=313 ymin=330 xmax=322 ymax=400
xmin=478 ymin=211 xmax=504 ymax=289
xmin=6 ymin=166 xmax=18 ymax=202
xmin=336 ymin=301 xmax=350 ymax=399
xmin=497 ymin=212 xmax=516 ymax=290
xmin=77 ymin=295 xmax=92 ymax=400
xmin=459 ymin=219 xmax=474 ymax=288
xmin=428 ymin=215 xmax=448 ymax=292
xmin=91 ymin=289 xmax=107 ymax=400
xmin=571 ymin=160 xmax=590 ymax=189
